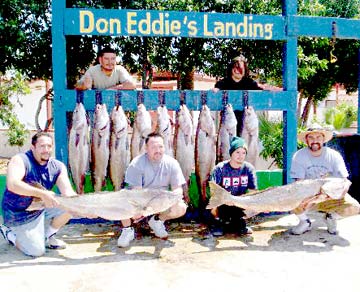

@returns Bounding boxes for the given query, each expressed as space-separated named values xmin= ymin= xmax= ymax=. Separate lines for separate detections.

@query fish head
xmin=135 ymin=103 xmax=152 ymax=137
xmin=321 ymin=178 xmax=352 ymax=199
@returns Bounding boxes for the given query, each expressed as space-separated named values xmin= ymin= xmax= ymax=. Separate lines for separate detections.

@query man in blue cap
xmin=209 ymin=136 xmax=257 ymax=236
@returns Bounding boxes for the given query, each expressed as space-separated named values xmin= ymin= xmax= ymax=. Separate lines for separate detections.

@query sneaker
xmin=290 ymin=219 xmax=312 ymax=235
xmin=238 ymin=226 xmax=253 ymax=236
xmin=117 ymin=227 xmax=135 ymax=247
xmin=46 ymin=234 xmax=67 ymax=249
xmin=325 ymin=213 xmax=338 ymax=235
xmin=148 ymin=216 xmax=168 ymax=239
xmin=0 ymin=225 xmax=14 ymax=246
xmin=210 ymin=224 xmax=224 ymax=237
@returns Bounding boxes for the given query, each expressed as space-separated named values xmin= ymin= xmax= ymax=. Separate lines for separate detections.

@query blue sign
xmin=64 ymin=9 xmax=286 ymax=40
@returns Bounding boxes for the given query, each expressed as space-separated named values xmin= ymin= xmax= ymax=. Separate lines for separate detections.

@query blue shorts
xmin=9 ymin=208 xmax=65 ymax=257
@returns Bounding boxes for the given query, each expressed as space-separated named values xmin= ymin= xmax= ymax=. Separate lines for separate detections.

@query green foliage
xmin=258 ymin=114 xmax=284 ymax=168
xmin=258 ymin=114 xmax=307 ymax=169
xmin=324 ymin=103 xmax=358 ymax=130
xmin=0 ymin=70 xmax=30 ymax=146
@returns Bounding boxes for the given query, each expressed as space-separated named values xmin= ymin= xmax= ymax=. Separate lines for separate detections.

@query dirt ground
xmin=1 ymin=211 xmax=360 ymax=292
xmin=0 ymin=158 xmax=9 ymax=175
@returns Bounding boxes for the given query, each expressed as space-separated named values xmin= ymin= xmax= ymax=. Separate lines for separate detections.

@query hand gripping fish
xmin=27 ymin=188 xmax=183 ymax=221
xmin=207 ymin=178 xmax=353 ymax=217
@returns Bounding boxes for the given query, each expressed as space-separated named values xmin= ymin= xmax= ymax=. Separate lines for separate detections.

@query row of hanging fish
xmin=67 ymin=101 xmax=259 ymax=206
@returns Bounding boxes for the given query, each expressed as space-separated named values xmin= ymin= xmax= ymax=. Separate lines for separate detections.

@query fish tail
xmin=206 ymin=181 xmax=229 ymax=209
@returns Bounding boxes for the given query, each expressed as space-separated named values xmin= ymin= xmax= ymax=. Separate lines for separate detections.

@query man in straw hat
xmin=289 ymin=123 xmax=350 ymax=235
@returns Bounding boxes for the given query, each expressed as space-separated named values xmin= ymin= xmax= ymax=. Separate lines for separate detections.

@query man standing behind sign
xmin=75 ymin=46 xmax=136 ymax=90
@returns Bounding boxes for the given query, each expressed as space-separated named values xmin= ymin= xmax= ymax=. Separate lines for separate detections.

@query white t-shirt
xmin=290 ymin=147 xmax=348 ymax=179
xmin=79 ymin=64 xmax=133 ymax=89
xmin=125 ymin=153 xmax=186 ymax=190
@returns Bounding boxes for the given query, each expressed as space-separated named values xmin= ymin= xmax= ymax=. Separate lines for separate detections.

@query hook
xmin=243 ymin=90 xmax=249 ymax=109
xmin=200 ymin=91 xmax=207 ymax=105
xmin=95 ymin=90 xmax=102 ymax=104
xmin=137 ymin=91 xmax=144 ymax=104
xmin=76 ymin=90 xmax=84 ymax=104
xmin=158 ymin=90 xmax=165 ymax=106
xmin=222 ymin=90 xmax=228 ymax=107
xmin=115 ymin=90 xmax=122 ymax=107
xmin=180 ymin=91 xmax=186 ymax=105
xmin=330 ymin=21 xmax=337 ymax=63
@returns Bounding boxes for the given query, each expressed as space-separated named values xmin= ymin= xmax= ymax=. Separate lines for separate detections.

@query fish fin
xmin=243 ymin=210 xmax=258 ymax=219
xmin=75 ymin=133 xmax=80 ymax=147
xmin=206 ymin=181 xmax=230 ymax=209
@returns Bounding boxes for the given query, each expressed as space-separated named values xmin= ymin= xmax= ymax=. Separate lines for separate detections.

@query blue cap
xmin=229 ymin=136 xmax=248 ymax=156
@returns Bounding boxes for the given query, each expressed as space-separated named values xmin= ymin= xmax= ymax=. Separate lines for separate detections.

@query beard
xmin=309 ymin=142 xmax=322 ymax=152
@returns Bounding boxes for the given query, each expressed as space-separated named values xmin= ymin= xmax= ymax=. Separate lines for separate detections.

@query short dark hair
xmin=145 ymin=132 xmax=164 ymax=144
xmin=98 ymin=46 xmax=116 ymax=57
xmin=31 ymin=132 xmax=53 ymax=146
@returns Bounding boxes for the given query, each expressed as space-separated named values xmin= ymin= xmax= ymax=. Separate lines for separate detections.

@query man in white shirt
xmin=76 ymin=46 xmax=136 ymax=90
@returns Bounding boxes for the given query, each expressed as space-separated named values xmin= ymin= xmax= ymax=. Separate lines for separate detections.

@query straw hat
xmin=298 ymin=124 xmax=333 ymax=143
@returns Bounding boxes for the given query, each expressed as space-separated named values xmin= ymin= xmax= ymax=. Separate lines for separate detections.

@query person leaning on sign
xmin=289 ymin=124 xmax=351 ymax=235
xmin=208 ymin=136 xmax=257 ymax=237
xmin=0 ymin=132 xmax=76 ymax=257
xmin=212 ymin=55 xmax=263 ymax=136
xmin=75 ymin=46 xmax=136 ymax=90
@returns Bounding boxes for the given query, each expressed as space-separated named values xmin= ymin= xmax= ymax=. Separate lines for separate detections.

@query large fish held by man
xmin=91 ymin=103 xmax=110 ymax=192
xmin=195 ymin=104 xmax=216 ymax=204
xmin=131 ymin=103 xmax=152 ymax=160
xmin=207 ymin=178 xmax=360 ymax=218
xmin=109 ymin=105 xmax=130 ymax=191
xmin=68 ymin=102 xmax=90 ymax=194
xmin=27 ymin=188 xmax=183 ymax=221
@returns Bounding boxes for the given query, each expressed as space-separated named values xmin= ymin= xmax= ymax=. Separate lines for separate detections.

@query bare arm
xmin=108 ymin=80 xmax=136 ymax=90
xmin=6 ymin=155 xmax=60 ymax=208
xmin=75 ymin=74 xmax=92 ymax=90
xmin=56 ymin=163 xmax=77 ymax=197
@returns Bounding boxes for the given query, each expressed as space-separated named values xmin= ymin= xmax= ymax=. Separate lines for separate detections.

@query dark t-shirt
xmin=215 ymin=76 xmax=262 ymax=91
xmin=210 ymin=160 xmax=257 ymax=196
xmin=2 ymin=150 xmax=63 ymax=226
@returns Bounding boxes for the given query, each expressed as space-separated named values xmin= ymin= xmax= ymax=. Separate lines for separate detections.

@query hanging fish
xmin=109 ymin=105 xmax=130 ymax=191
xmin=68 ymin=102 xmax=90 ymax=194
xmin=174 ymin=104 xmax=195 ymax=200
xmin=131 ymin=103 xmax=152 ymax=160
xmin=217 ymin=103 xmax=237 ymax=163
xmin=241 ymin=106 xmax=259 ymax=167
xmin=156 ymin=105 xmax=174 ymax=157
xmin=195 ymin=104 xmax=216 ymax=205
xmin=91 ymin=103 xmax=110 ymax=192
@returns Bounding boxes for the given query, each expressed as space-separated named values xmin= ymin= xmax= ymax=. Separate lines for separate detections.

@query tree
xmin=297 ymin=0 xmax=360 ymax=126
xmin=1 ymin=0 xmax=360 ymax=138
xmin=0 ymin=70 xmax=30 ymax=146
